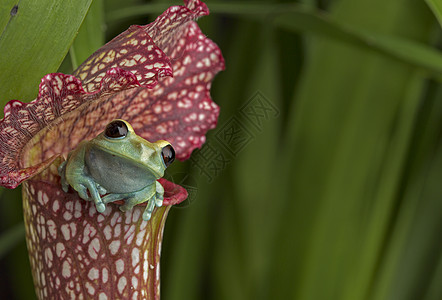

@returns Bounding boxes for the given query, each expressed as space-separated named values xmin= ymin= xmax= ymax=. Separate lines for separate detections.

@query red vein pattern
xmin=24 ymin=179 xmax=178 ymax=299
xmin=0 ymin=0 xmax=224 ymax=299
xmin=0 ymin=0 xmax=224 ymax=187
xmin=72 ymin=26 xmax=172 ymax=93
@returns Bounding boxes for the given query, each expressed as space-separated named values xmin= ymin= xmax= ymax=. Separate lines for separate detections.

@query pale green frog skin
xmin=58 ymin=119 xmax=175 ymax=221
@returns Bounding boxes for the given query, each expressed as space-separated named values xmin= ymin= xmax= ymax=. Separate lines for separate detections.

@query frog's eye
xmin=161 ymin=145 xmax=175 ymax=167
xmin=104 ymin=120 xmax=129 ymax=139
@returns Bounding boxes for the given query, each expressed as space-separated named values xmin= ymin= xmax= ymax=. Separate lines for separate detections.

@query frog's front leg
xmin=59 ymin=153 xmax=90 ymax=200
xmin=58 ymin=160 xmax=69 ymax=193
xmin=62 ymin=142 xmax=106 ymax=213
xmin=62 ymin=172 xmax=106 ymax=212
xmin=82 ymin=184 xmax=110 ymax=213
xmin=71 ymin=176 xmax=106 ymax=213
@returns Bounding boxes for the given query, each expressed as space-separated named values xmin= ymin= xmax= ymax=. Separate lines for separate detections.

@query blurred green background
xmin=1 ymin=0 xmax=442 ymax=299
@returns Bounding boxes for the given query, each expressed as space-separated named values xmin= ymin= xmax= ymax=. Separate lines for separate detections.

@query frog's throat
xmin=86 ymin=146 xmax=164 ymax=179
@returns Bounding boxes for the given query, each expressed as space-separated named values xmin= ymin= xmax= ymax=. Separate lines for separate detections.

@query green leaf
xmin=106 ymin=3 xmax=172 ymax=23
xmin=272 ymin=0 xmax=436 ymax=299
xmin=107 ymin=2 xmax=442 ymax=81
xmin=426 ymin=0 xmax=442 ymax=26
xmin=69 ymin=0 xmax=105 ymax=69
xmin=273 ymin=10 xmax=442 ymax=80
xmin=228 ymin=26 xmax=283 ymax=300
xmin=369 ymin=80 xmax=442 ymax=300
xmin=0 ymin=1 xmax=18 ymax=33
xmin=0 ymin=0 xmax=93 ymax=111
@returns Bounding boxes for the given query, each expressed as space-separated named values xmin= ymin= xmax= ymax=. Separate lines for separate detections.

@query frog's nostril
xmin=161 ymin=145 xmax=175 ymax=167
xmin=105 ymin=120 xmax=128 ymax=139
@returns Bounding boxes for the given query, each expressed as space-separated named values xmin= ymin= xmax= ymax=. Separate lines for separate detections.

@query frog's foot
xmin=72 ymin=184 xmax=90 ymax=201
xmin=92 ymin=197 xmax=106 ymax=213
xmin=118 ymin=196 xmax=155 ymax=221
xmin=142 ymin=195 xmax=157 ymax=221
xmin=118 ymin=194 xmax=141 ymax=212
xmin=116 ymin=185 xmax=157 ymax=221
xmin=96 ymin=184 xmax=107 ymax=196
xmin=155 ymin=181 xmax=164 ymax=207
xmin=102 ymin=193 xmax=127 ymax=204
xmin=71 ymin=177 xmax=106 ymax=213
xmin=155 ymin=193 xmax=163 ymax=207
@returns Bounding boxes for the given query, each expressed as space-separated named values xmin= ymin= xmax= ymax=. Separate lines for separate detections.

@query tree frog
xmin=58 ymin=119 xmax=175 ymax=221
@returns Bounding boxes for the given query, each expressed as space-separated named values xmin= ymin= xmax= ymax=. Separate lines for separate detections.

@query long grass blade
xmin=426 ymin=0 xmax=442 ymax=26
xmin=0 ymin=0 xmax=93 ymax=110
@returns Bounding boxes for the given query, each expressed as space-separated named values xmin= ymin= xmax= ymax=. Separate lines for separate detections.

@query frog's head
xmin=91 ymin=119 xmax=175 ymax=179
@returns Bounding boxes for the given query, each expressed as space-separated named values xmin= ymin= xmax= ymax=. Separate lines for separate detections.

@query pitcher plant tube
xmin=0 ymin=0 xmax=224 ymax=299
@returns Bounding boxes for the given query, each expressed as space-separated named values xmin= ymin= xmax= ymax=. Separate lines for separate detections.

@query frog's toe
xmin=142 ymin=197 xmax=156 ymax=221
xmin=96 ymin=184 xmax=107 ymax=195
xmin=155 ymin=198 xmax=163 ymax=207
xmin=142 ymin=209 xmax=152 ymax=221
xmin=95 ymin=202 xmax=106 ymax=213
xmin=75 ymin=185 xmax=90 ymax=201
xmin=102 ymin=193 xmax=124 ymax=204
xmin=155 ymin=190 xmax=164 ymax=207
